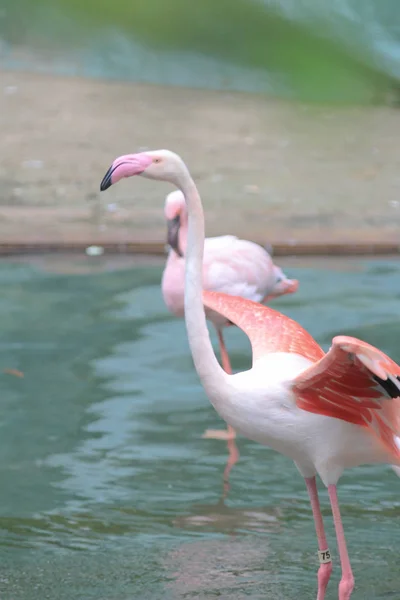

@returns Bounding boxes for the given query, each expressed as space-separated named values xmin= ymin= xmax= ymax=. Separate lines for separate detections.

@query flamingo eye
xmin=153 ymin=158 xmax=162 ymax=164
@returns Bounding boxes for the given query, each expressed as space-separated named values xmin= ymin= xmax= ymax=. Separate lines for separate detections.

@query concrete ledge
xmin=0 ymin=242 xmax=398 ymax=257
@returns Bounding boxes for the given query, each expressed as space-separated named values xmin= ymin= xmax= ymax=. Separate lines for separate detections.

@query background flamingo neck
xmin=179 ymin=176 xmax=228 ymax=396
xmin=178 ymin=211 xmax=188 ymax=254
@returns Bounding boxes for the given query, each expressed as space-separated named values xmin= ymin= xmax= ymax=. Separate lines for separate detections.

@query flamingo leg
xmin=305 ymin=477 xmax=333 ymax=600
xmin=328 ymin=485 xmax=354 ymax=600
xmin=202 ymin=328 xmax=240 ymax=493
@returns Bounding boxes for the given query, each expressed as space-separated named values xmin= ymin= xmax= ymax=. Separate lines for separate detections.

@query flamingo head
xmin=164 ymin=191 xmax=186 ymax=258
xmin=100 ymin=149 xmax=189 ymax=191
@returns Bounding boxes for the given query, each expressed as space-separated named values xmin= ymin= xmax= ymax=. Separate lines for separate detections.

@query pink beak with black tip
xmin=100 ymin=153 xmax=153 ymax=191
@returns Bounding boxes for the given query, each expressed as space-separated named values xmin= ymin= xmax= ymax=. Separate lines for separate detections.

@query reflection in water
xmin=173 ymin=499 xmax=283 ymax=534
xmin=164 ymin=538 xmax=284 ymax=599
xmin=0 ymin=258 xmax=398 ymax=599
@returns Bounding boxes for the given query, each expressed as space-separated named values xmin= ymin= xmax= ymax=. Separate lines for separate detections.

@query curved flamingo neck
xmin=177 ymin=175 xmax=229 ymax=396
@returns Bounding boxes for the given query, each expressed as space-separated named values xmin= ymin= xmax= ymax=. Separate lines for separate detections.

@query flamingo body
xmin=161 ymin=191 xmax=298 ymax=328
xmin=100 ymin=148 xmax=400 ymax=600
xmin=214 ymin=352 xmax=393 ymax=484
xmin=162 ymin=237 xmax=277 ymax=326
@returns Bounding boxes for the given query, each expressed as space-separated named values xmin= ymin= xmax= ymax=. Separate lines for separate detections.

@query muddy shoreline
xmin=1 ymin=70 xmax=400 ymax=252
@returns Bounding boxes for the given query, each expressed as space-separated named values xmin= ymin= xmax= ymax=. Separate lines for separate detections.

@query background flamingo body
xmin=161 ymin=190 xmax=299 ymax=488
xmin=100 ymin=149 xmax=400 ymax=600
xmin=162 ymin=191 xmax=298 ymax=323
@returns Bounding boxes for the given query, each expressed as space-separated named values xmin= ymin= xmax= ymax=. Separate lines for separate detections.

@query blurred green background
xmin=2 ymin=0 xmax=400 ymax=104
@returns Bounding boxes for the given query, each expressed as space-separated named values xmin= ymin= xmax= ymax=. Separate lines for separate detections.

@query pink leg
xmin=328 ymin=485 xmax=354 ymax=600
xmin=201 ymin=328 xmax=239 ymax=495
xmin=217 ymin=329 xmax=240 ymax=493
xmin=305 ymin=477 xmax=332 ymax=600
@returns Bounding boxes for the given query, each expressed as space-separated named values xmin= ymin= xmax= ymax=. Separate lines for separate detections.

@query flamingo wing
xmin=292 ymin=335 xmax=400 ymax=459
xmin=202 ymin=291 xmax=324 ymax=363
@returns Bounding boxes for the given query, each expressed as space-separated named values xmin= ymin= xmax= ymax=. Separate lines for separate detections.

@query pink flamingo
xmin=100 ymin=150 xmax=400 ymax=600
xmin=162 ymin=189 xmax=299 ymax=489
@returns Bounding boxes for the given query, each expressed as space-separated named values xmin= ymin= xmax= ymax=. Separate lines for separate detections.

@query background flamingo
xmin=162 ymin=189 xmax=299 ymax=489
xmin=100 ymin=149 xmax=400 ymax=600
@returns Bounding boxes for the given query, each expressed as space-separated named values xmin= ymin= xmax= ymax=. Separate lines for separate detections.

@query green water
xmin=0 ymin=256 xmax=399 ymax=599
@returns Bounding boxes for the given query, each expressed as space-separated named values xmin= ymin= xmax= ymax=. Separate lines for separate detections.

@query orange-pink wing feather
xmin=202 ymin=291 xmax=324 ymax=363
xmin=292 ymin=336 xmax=400 ymax=461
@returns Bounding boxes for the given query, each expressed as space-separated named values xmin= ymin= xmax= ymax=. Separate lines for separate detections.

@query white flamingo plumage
xmin=100 ymin=149 xmax=400 ymax=600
